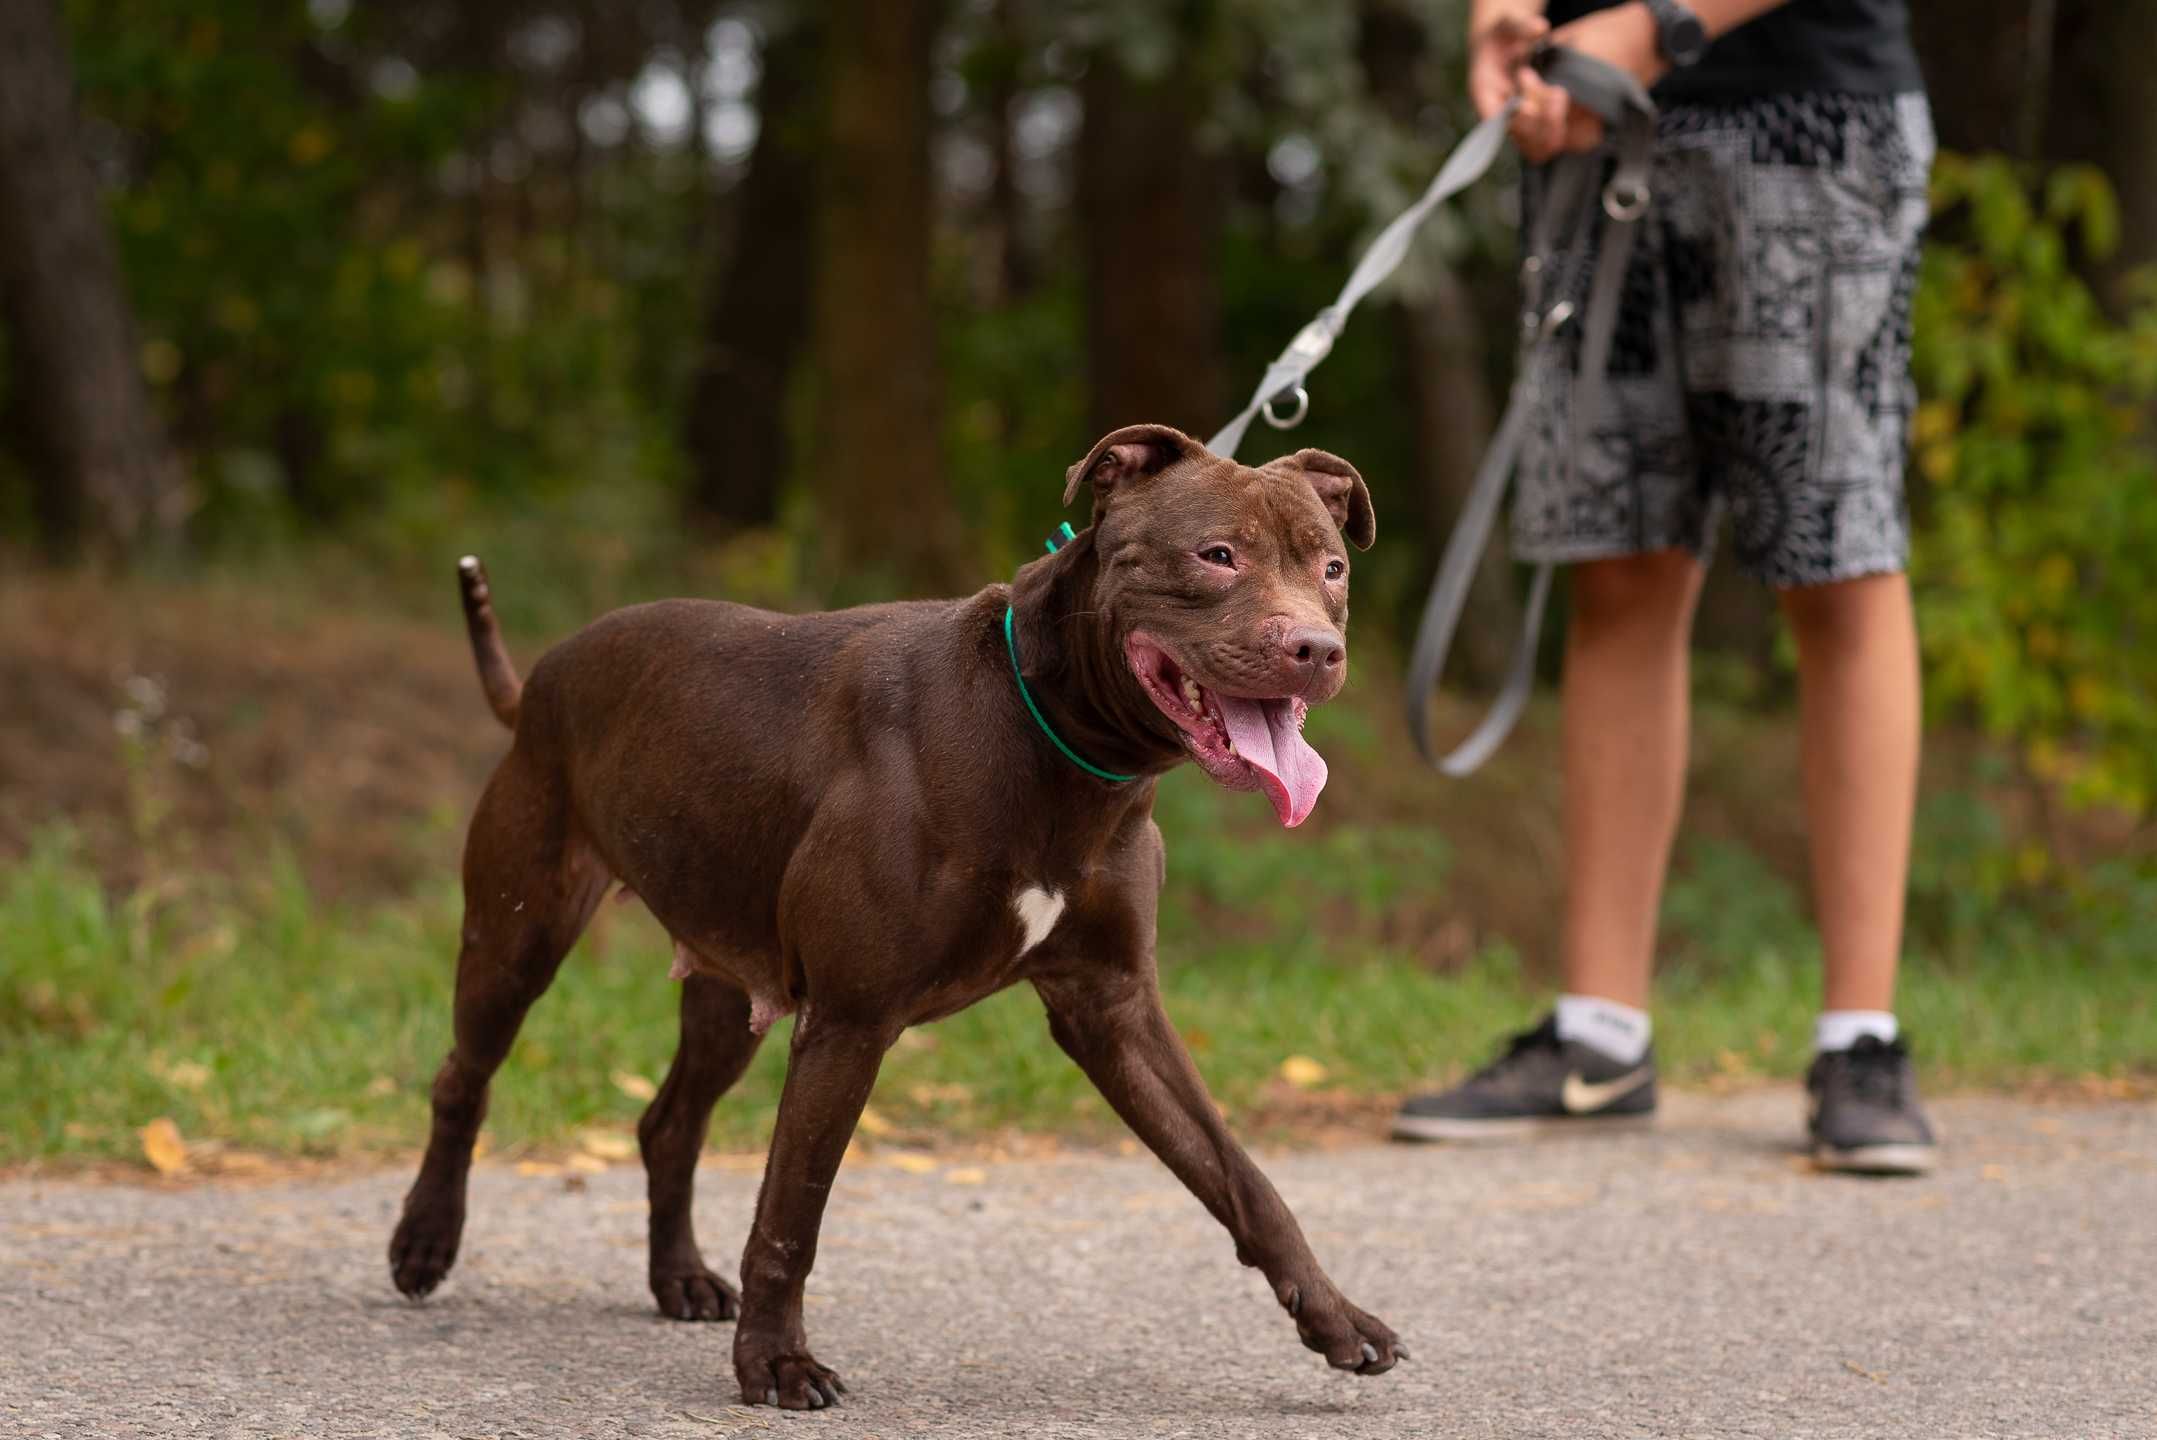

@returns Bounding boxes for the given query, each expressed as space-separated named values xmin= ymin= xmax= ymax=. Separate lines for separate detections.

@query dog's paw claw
xmin=738 ymin=1345 xmax=845 ymax=1411
xmin=652 ymin=1265 xmax=740 ymax=1323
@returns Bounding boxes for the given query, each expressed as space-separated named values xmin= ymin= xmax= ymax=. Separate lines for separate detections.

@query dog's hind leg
xmin=639 ymin=975 xmax=767 ymax=1320
xmin=389 ymin=753 xmax=609 ymax=1301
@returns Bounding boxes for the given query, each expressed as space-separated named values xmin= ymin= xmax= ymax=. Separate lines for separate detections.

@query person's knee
xmin=1779 ymin=570 xmax=1911 ymax=653
xmin=1569 ymin=550 xmax=1703 ymax=644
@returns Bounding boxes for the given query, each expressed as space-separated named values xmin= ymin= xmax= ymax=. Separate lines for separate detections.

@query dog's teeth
xmin=1181 ymin=677 xmax=1202 ymax=709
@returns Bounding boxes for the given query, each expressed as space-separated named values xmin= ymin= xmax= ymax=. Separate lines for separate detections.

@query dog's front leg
xmin=733 ymin=1010 xmax=891 ymax=1410
xmin=1033 ymin=966 xmax=1406 ymax=1376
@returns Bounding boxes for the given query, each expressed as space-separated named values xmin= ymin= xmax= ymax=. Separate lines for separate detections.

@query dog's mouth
xmin=1125 ymin=633 xmax=1327 ymax=828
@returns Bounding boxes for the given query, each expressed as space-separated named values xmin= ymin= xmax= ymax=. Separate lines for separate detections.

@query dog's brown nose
xmin=1279 ymin=623 xmax=1345 ymax=692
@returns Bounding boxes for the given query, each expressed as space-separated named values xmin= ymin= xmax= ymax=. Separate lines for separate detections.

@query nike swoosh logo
xmin=1561 ymin=1067 xmax=1653 ymax=1113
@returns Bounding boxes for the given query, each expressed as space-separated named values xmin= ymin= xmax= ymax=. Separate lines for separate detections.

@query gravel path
xmin=4 ymin=1091 xmax=2153 ymax=1439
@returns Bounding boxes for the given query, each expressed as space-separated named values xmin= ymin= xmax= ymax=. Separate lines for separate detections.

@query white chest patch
xmin=1012 ymin=886 xmax=1066 ymax=956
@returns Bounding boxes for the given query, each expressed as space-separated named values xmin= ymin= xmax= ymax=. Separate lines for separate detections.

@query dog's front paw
xmin=388 ymin=1201 xmax=464 ymax=1299
xmin=736 ymin=1332 xmax=846 ymax=1410
xmin=652 ymin=1261 xmax=740 ymax=1322
xmin=1277 ymin=1280 xmax=1408 ymax=1376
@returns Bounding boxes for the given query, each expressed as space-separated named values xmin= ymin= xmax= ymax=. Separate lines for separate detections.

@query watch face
xmin=1648 ymin=0 xmax=1709 ymax=66
xmin=1667 ymin=13 xmax=1708 ymax=65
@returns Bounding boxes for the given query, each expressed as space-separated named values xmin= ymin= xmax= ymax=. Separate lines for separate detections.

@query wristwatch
xmin=1642 ymin=0 xmax=1709 ymax=68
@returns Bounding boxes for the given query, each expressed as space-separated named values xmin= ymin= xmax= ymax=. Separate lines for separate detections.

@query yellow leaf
xmin=886 ymin=1152 xmax=938 ymax=1174
xmin=515 ymin=1160 xmax=561 ymax=1177
xmin=1278 ymin=1055 xmax=1328 ymax=1089
xmin=611 ymin=1070 xmax=658 ymax=1102
xmin=139 ymin=1117 xmax=188 ymax=1175
xmin=579 ymin=1129 xmax=635 ymax=1161
xmin=944 ymin=1167 xmax=987 ymax=1185
xmin=566 ymin=1153 xmax=608 ymax=1174
xmin=855 ymin=1106 xmax=895 ymax=1138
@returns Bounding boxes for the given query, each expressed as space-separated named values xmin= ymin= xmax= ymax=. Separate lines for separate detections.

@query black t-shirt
xmin=1544 ymin=0 xmax=1925 ymax=101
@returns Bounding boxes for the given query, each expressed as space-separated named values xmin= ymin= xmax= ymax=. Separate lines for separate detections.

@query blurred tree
xmin=2040 ymin=1 xmax=2157 ymax=303
xmin=1078 ymin=5 xmax=1227 ymax=437
xmin=0 ymin=0 xmax=179 ymax=554
xmin=683 ymin=11 xmax=820 ymax=531
xmin=809 ymin=0 xmax=964 ymax=594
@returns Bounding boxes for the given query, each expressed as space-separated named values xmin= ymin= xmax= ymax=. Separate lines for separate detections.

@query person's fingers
xmin=1469 ymin=62 xmax=1512 ymax=120
xmin=1512 ymin=71 xmax=1569 ymax=164
xmin=1488 ymin=11 xmax=1550 ymax=47
xmin=1561 ymin=106 xmax=1606 ymax=155
xmin=1470 ymin=11 xmax=1550 ymax=119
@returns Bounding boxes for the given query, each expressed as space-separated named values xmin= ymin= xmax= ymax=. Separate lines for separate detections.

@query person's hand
xmin=1467 ymin=10 xmax=1549 ymax=122
xmin=1466 ymin=10 xmax=1578 ymax=166
xmin=1515 ymin=2 xmax=1668 ymax=163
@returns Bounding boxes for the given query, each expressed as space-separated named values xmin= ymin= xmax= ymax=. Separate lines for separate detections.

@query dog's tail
xmin=457 ymin=555 xmax=522 ymax=729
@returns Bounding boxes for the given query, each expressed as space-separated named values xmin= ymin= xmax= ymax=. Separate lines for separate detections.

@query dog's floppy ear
xmin=1062 ymin=424 xmax=1195 ymax=510
xmin=1282 ymin=448 xmax=1376 ymax=550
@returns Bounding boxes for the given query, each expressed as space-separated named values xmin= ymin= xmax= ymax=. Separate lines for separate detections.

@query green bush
xmin=1911 ymin=154 xmax=2157 ymax=813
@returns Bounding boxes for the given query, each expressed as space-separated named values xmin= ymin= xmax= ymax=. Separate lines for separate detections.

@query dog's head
xmin=1062 ymin=422 xmax=1375 ymax=827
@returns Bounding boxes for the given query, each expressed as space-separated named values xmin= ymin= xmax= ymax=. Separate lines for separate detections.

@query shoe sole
xmin=1390 ymin=1111 xmax=1658 ymax=1144
xmin=1812 ymin=1142 xmax=1937 ymax=1175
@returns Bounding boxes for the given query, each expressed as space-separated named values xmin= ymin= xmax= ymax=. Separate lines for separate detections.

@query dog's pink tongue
xmin=1219 ymin=696 xmax=1327 ymax=828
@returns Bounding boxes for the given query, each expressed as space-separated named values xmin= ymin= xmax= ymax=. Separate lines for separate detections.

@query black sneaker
xmin=1806 ymin=1034 xmax=1938 ymax=1174
xmin=1391 ymin=1015 xmax=1657 ymax=1143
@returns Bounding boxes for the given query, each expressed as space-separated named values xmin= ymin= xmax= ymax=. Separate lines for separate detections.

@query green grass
xmin=4 ymin=771 xmax=2152 ymax=1168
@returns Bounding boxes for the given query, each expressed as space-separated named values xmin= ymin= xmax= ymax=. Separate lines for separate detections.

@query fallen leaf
xmin=1841 ymin=1359 xmax=1888 ymax=1384
xmin=886 ymin=1152 xmax=938 ymax=1174
xmin=579 ymin=1129 xmax=636 ymax=1161
xmin=612 ymin=1070 xmax=658 ymax=1102
xmin=944 ymin=1167 xmax=987 ymax=1185
xmin=140 ymin=1117 xmax=188 ymax=1175
xmin=1278 ymin=1055 xmax=1328 ymax=1089
xmin=855 ymin=1106 xmax=895 ymax=1138
xmin=516 ymin=1160 xmax=562 ymax=1177
xmin=566 ymin=1153 xmax=608 ymax=1174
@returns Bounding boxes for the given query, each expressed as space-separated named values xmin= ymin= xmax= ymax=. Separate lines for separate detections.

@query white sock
xmin=1815 ymin=1010 xmax=1898 ymax=1054
xmin=1553 ymin=994 xmax=1653 ymax=1065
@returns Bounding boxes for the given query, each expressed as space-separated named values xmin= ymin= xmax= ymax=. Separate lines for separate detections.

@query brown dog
xmin=388 ymin=423 xmax=1405 ymax=1408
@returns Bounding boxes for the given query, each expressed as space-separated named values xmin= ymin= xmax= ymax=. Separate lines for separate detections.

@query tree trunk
xmin=0 ymin=0 xmax=180 ymax=555
xmin=2041 ymin=0 xmax=2157 ymax=298
xmin=1908 ymin=0 xmax=2039 ymax=156
xmin=1076 ymin=37 xmax=1226 ymax=438
xmin=683 ymin=16 xmax=821 ymax=531
xmin=808 ymin=0 xmax=963 ymax=595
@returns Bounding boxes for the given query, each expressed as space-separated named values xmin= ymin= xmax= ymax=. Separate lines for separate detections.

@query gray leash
xmin=1207 ymin=44 xmax=1658 ymax=775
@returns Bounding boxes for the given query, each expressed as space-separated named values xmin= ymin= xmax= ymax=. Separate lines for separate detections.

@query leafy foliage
xmin=1911 ymin=155 xmax=2157 ymax=812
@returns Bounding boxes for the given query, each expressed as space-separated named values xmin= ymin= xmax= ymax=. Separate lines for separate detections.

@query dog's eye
xmin=1199 ymin=546 xmax=1235 ymax=568
xmin=1325 ymin=559 xmax=1346 ymax=580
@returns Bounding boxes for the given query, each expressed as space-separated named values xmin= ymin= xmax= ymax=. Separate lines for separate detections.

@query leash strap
xmin=1207 ymin=101 xmax=1518 ymax=461
xmin=1406 ymin=48 xmax=1657 ymax=773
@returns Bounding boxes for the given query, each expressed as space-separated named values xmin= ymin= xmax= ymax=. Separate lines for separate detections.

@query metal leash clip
xmin=1262 ymin=384 xmax=1311 ymax=429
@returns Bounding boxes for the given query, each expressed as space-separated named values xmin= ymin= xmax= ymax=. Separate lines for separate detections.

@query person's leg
xmin=1391 ymin=549 xmax=1700 ymax=1143
xmin=1558 ymin=548 xmax=1706 ymax=1012
xmin=1780 ymin=572 xmax=1920 ymax=1015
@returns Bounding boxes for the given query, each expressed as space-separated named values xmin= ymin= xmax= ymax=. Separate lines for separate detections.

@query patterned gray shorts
xmin=1510 ymin=92 xmax=1935 ymax=588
